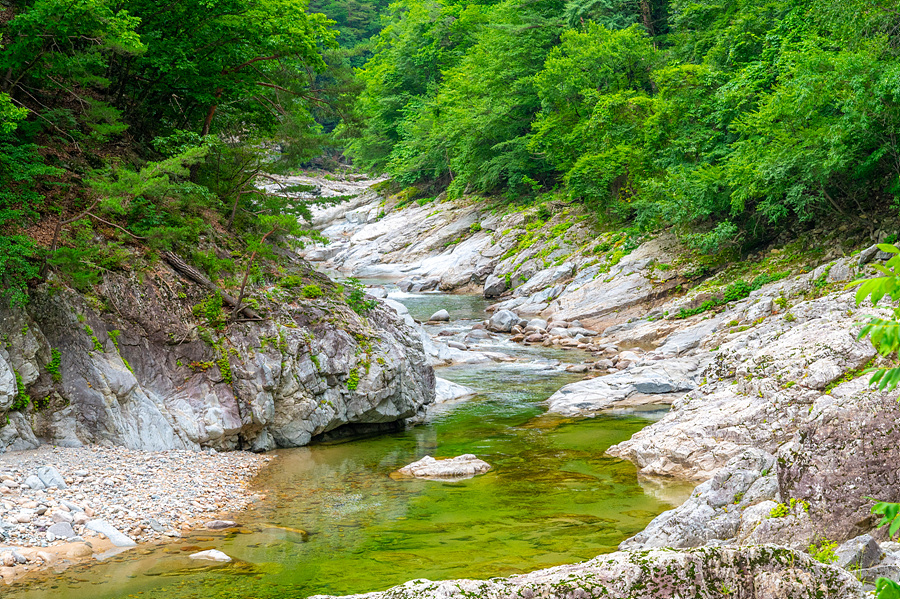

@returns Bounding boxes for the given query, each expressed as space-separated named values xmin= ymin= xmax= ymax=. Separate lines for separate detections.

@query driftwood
xmin=163 ymin=251 xmax=261 ymax=320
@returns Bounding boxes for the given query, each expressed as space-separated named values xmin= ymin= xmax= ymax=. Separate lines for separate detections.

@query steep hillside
xmin=0 ymin=253 xmax=434 ymax=453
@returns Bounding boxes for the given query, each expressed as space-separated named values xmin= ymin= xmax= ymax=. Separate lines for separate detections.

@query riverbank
xmin=4 ymin=170 xmax=900 ymax=597
xmin=293 ymin=174 xmax=900 ymax=597
xmin=0 ymin=445 xmax=268 ymax=583
xmin=0 ymin=278 xmax=692 ymax=598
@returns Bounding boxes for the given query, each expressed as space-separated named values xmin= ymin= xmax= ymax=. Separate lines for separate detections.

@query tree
xmin=0 ymin=93 xmax=61 ymax=305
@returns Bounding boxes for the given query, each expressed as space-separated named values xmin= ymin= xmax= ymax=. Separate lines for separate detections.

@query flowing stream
xmin=7 ymin=289 xmax=692 ymax=599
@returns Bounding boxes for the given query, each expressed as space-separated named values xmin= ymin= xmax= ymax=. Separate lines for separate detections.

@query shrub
xmin=11 ymin=372 xmax=29 ymax=411
xmin=301 ymin=284 xmax=323 ymax=298
xmin=808 ymin=539 xmax=838 ymax=564
xmin=723 ymin=280 xmax=751 ymax=303
xmin=346 ymin=278 xmax=377 ymax=315
xmin=279 ymin=275 xmax=305 ymax=288
xmin=193 ymin=293 xmax=226 ymax=331
xmin=46 ymin=348 xmax=62 ymax=382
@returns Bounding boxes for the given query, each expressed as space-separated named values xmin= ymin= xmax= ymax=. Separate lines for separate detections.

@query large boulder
xmin=397 ymin=276 xmax=440 ymax=293
xmin=0 ymin=355 xmax=16 ymax=412
xmin=482 ymin=274 xmax=507 ymax=298
xmin=487 ymin=310 xmax=519 ymax=333
xmin=0 ymin=267 xmax=436 ymax=452
xmin=434 ymin=378 xmax=477 ymax=403
xmin=547 ymin=356 xmax=707 ymax=416
xmin=395 ymin=454 xmax=491 ymax=480
xmin=776 ymin=379 xmax=900 ymax=542
xmin=513 ymin=263 xmax=575 ymax=298
xmin=621 ymin=448 xmax=778 ymax=550
xmin=310 ymin=545 xmax=864 ymax=599
xmin=608 ymin=292 xmax=881 ymax=479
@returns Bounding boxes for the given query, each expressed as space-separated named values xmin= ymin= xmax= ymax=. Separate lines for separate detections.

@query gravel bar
xmin=0 ymin=445 xmax=268 ymax=582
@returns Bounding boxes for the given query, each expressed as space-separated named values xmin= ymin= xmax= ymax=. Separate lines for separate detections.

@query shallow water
xmin=7 ymin=291 xmax=692 ymax=599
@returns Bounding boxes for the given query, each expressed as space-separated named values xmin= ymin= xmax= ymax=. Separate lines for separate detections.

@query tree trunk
xmin=162 ymin=251 xmax=261 ymax=320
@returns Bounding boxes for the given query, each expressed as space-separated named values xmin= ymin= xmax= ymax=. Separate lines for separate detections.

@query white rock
xmin=429 ymin=309 xmax=450 ymax=322
xmin=189 ymin=550 xmax=232 ymax=562
xmin=86 ymin=519 xmax=137 ymax=547
xmin=434 ymin=378 xmax=478 ymax=403
xmin=396 ymin=455 xmax=491 ymax=480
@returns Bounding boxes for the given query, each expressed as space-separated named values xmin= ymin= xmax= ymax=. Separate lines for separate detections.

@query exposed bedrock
xmin=0 ymin=267 xmax=435 ymax=453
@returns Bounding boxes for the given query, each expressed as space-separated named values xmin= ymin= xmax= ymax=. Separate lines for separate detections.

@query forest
xmin=344 ymin=0 xmax=900 ymax=250
xmin=1 ymin=0 xmax=900 ymax=301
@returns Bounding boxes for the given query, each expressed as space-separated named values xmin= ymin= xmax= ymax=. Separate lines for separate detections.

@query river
xmin=6 ymin=288 xmax=692 ymax=599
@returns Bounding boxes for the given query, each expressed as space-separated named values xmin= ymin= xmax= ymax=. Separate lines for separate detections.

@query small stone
xmin=205 ymin=520 xmax=239 ymax=530
xmin=67 ymin=543 xmax=93 ymax=559
xmin=147 ymin=518 xmax=165 ymax=532
xmin=23 ymin=475 xmax=45 ymax=491
xmin=52 ymin=511 xmax=74 ymax=524
xmin=36 ymin=466 xmax=67 ymax=490
xmin=47 ymin=522 xmax=76 ymax=539
xmin=85 ymin=519 xmax=136 ymax=547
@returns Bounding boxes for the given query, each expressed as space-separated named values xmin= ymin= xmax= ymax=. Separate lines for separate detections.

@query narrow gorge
xmin=2 ymin=173 xmax=898 ymax=599
xmin=1 ymin=0 xmax=900 ymax=596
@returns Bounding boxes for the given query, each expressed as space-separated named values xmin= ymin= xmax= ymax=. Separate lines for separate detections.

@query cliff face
xmin=0 ymin=263 xmax=435 ymax=452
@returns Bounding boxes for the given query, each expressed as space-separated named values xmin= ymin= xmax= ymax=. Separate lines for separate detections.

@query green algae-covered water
xmin=7 ymin=290 xmax=692 ymax=599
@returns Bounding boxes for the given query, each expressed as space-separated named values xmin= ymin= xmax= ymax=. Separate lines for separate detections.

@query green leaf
xmin=875 ymin=577 xmax=900 ymax=599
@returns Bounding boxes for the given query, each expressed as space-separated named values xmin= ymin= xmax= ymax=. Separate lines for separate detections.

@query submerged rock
xmin=189 ymin=550 xmax=232 ymax=562
xmin=205 ymin=520 xmax=240 ymax=530
xmin=395 ymin=454 xmax=491 ymax=480
xmin=434 ymin=378 xmax=477 ymax=403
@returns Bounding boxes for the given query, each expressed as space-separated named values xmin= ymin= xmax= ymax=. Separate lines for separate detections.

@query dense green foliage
xmin=0 ymin=0 xmax=360 ymax=305
xmin=4 ymin=0 xmax=900 ymax=300
xmin=851 ymin=243 xmax=900 ymax=391
xmin=344 ymin=0 xmax=900 ymax=248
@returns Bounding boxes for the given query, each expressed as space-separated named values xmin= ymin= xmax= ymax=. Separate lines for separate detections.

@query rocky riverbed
xmin=4 ymin=171 xmax=900 ymax=597
xmin=293 ymin=174 xmax=900 ymax=597
xmin=0 ymin=444 xmax=266 ymax=583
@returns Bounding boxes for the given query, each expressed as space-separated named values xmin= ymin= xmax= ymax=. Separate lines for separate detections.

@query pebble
xmin=0 ymin=446 xmax=267 ymax=555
